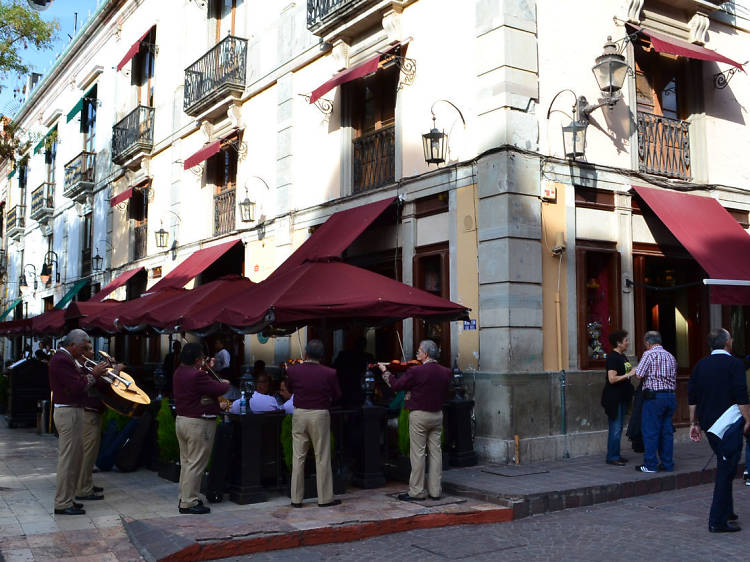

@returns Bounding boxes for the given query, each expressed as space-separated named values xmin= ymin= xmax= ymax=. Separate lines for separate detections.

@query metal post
xmin=560 ymin=369 xmax=570 ymax=459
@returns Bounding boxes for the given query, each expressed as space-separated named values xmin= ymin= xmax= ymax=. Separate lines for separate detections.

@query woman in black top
xmin=602 ymin=329 xmax=635 ymax=465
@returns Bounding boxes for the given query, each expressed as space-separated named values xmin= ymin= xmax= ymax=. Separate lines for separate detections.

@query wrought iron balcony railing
xmin=112 ymin=106 xmax=155 ymax=164
xmin=353 ymin=125 xmax=395 ymax=193
xmin=184 ymin=36 xmax=247 ymax=116
xmin=214 ymin=188 xmax=236 ymax=236
xmin=6 ymin=205 xmax=25 ymax=238
xmin=307 ymin=0 xmax=374 ymax=32
xmin=63 ymin=151 xmax=96 ymax=202
xmin=134 ymin=223 xmax=148 ymax=261
xmin=30 ymin=182 xmax=55 ymax=222
xmin=637 ymin=111 xmax=691 ymax=181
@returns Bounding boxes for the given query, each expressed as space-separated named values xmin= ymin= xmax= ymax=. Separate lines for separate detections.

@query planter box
xmin=158 ymin=461 xmax=181 ymax=482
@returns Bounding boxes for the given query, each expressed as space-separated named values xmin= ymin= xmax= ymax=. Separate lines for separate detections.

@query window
xmin=82 ymin=213 xmax=94 ymax=277
xmin=43 ymin=296 xmax=53 ymax=312
xmin=82 ymin=86 xmax=97 ymax=152
xmin=208 ymin=147 xmax=237 ymax=235
xmin=347 ymin=62 xmax=397 ymax=193
xmin=132 ymin=28 xmax=156 ymax=107
xmin=414 ymin=193 xmax=449 ymax=219
xmin=576 ymin=242 xmax=621 ymax=370
xmin=45 ymin=133 xmax=57 ymax=183
xmin=210 ymin=0 xmax=236 ymax=41
xmin=129 ymin=188 xmax=148 ymax=261
xmin=413 ymin=243 xmax=450 ymax=366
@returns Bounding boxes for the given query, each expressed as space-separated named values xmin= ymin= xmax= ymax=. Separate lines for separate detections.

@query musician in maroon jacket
xmin=380 ymin=339 xmax=451 ymax=501
xmin=173 ymin=342 xmax=229 ymax=514
xmin=75 ymin=341 xmax=106 ymax=502
xmin=49 ymin=329 xmax=107 ymax=516
xmin=287 ymin=339 xmax=342 ymax=508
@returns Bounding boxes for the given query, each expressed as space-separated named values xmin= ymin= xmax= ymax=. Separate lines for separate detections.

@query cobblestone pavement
xmin=230 ymin=482 xmax=750 ymax=561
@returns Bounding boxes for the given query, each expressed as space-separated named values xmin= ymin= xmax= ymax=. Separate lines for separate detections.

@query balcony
xmin=134 ymin=223 xmax=148 ymax=261
xmin=63 ymin=151 xmax=96 ymax=203
xmin=353 ymin=125 xmax=395 ymax=193
xmin=112 ymin=106 xmax=155 ymax=165
xmin=307 ymin=0 xmax=415 ymax=38
xmin=214 ymin=188 xmax=236 ymax=236
xmin=30 ymin=182 xmax=54 ymax=222
xmin=637 ymin=112 xmax=691 ymax=181
xmin=183 ymin=36 xmax=247 ymax=117
xmin=6 ymin=206 xmax=25 ymax=239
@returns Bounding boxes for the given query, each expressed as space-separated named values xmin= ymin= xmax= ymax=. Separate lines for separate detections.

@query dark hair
xmin=306 ymin=339 xmax=325 ymax=361
xmin=253 ymin=359 xmax=266 ymax=373
xmin=608 ymin=329 xmax=628 ymax=349
xmin=180 ymin=342 xmax=204 ymax=366
xmin=707 ymin=329 xmax=730 ymax=351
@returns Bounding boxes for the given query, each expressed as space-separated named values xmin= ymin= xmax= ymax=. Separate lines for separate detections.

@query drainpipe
xmin=553 ymin=240 xmax=569 ymax=459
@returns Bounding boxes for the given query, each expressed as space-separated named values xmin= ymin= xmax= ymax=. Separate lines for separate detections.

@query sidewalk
xmin=0 ymin=423 xmax=745 ymax=561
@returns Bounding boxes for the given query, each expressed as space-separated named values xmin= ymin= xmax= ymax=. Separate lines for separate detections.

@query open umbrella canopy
xmin=180 ymin=260 xmax=469 ymax=333
xmin=0 ymin=318 xmax=32 ymax=337
xmin=31 ymin=309 xmax=65 ymax=336
xmin=76 ymin=288 xmax=187 ymax=333
xmin=122 ymin=275 xmax=254 ymax=332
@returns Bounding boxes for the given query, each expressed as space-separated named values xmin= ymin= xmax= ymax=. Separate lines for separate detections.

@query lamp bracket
xmin=713 ymin=62 xmax=747 ymax=89
xmin=222 ymin=136 xmax=248 ymax=161
xmin=429 ymin=99 xmax=467 ymax=127
xmin=378 ymin=50 xmax=417 ymax=90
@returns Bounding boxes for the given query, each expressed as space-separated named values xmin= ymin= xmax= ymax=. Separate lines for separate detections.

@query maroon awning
xmin=184 ymin=140 xmax=220 ymax=170
xmin=181 ymin=261 xmax=469 ymax=332
xmin=117 ymin=27 xmax=154 ymax=72
xmin=629 ymin=25 xmax=744 ymax=70
xmin=273 ymin=196 xmax=396 ymax=278
xmin=74 ymin=289 xmax=184 ymax=333
xmin=633 ymin=185 xmax=750 ymax=304
xmin=110 ymin=187 xmax=133 ymax=207
xmin=90 ymin=267 xmax=145 ymax=302
xmin=310 ymin=53 xmax=381 ymax=104
xmin=149 ymin=238 xmax=243 ymax=293
xmin=31 ymin=309 xmax=65 ymax=335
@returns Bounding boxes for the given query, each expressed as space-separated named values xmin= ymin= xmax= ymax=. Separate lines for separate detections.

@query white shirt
xmin=711 ymin=349 xmax=731 ymax=356
xmin=214 ymin=348 xmax=230 ymax=372
xmin=282 ymin=395 xmax=294 ymax=414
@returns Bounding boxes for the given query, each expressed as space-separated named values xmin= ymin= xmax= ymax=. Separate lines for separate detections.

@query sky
xmin=1 ymin=0 xmax=101 ymax=117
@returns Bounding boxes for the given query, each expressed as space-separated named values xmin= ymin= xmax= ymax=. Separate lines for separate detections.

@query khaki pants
xmin=291 ymin=408 xmax=333 ymax=504
xmin=76 ymin=410 xmax=102 ymax=496
xmin=176 ymin=416 xmax=217 ymax=508
xmin=53 ymin=407 xmax=84 ymax=510
xmin=408 ymin=410 xmax=443 ymax=499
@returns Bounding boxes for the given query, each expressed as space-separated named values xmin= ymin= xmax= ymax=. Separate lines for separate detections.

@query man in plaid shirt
xmin=633 ymin=330 xmax=677 ymax=473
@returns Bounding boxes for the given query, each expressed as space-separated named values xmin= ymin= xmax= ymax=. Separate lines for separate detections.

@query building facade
xmin=1 ymin=0 xmax=749 ymax=462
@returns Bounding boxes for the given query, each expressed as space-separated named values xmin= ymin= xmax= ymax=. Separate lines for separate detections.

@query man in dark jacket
xmin=380 ymin=339 xmax=451 ymax=501
xmin=49 ymin=329 xmax=107 ymax=515
xmin=688 ymin=328 xmax=750 ymax=533
xmin=173 ymin=342 xmax=229 ymax=514
xmin=287 ymin=339 xmax=342 ymax=508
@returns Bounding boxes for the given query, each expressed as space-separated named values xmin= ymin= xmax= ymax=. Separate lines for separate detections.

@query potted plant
xmin=156 ymin=398 xmax=180 ymax=482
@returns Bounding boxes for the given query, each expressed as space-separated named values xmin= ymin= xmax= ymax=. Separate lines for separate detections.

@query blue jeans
xmin=606 ymin=402 xmax=624 ymax=462
xmin=641 ymin=392 xmax=676 ymax=471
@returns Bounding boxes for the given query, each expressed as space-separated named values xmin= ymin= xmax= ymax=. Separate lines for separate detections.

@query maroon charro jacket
xmin=173 ymin=364 xmax=230 ymax=418
xmin=48 ymin=349 xmax=90 ymax=406
xmin=287 ymin=362 xmax=341 ymax=410
xmin=389 ymin=361 xmax=451 ymax=412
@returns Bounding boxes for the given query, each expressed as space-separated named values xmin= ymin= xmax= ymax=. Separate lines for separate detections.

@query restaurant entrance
xmin=633 ymin=247 xmax=709 ymax=425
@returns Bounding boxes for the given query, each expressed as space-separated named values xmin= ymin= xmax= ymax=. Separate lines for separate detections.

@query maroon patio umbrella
xmin=118 ymin=275 xmax=254 ymax=332
xmin=180 ymin=260 xmax=469 ymax=333
xmin=30 ymin=309 xmax=66 ymax=336
xmin=0 ymin=318 xmax=32 ymax=337
xmin=76 ymin=288 xmax=187 ymax=333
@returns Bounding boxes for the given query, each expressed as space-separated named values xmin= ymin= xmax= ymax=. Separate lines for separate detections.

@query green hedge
xmin=156 ymin=398 xmax=179 ymax=463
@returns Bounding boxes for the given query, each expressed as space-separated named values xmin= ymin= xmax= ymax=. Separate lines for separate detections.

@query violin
xmin=369 ymin=359 xmax=422 ymax=373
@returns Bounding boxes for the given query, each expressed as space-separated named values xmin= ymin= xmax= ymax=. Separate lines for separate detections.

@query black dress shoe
xmin=428 ymin=495 xmax=441 ymax=500
xmin=179 ymin=502 xmax=210 ymax=515
xmin=318 ymin=499 xmax=342 ymax=507
xmin=54 ymin=506 xmax=86 ymax=515
xmin=617 ymin=456 xmax=628 ymax=462
xmin=729 ymin=513 xmax=739 ymax=521
xmin=397 ymin=493 xmax=425 ymax=502
xmin=606 ymin=459 xmax=627 ymax=466
xmin=75 ymin=493 xmax=104 ymax=501
xmin=290 ymin=502 xmax=303 ymax=508
xmin=93 ymin=486 xmax=103 ymax=493
xmin=73 ymin=502 xmax=83 ymax=509
xmin=708 ymin=522 xmax=741 ymax=533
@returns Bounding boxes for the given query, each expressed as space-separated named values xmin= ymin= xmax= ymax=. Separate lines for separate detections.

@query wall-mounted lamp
xmin=422 ymin=100 xmax=466 ymax=166
xmin=155 ymin=224 xmax=169 ymax=248
xmin=92 ymin=239 xmax=113 ymax=272
xmin=39 ymin=250 xmax=59 ymax=284
xmin=547 ymin=36 xmax=631 ymax=160
xmin=239 ymin=187 xmax=256 ymax=223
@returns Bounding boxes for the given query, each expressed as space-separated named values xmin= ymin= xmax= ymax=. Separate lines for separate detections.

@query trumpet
xmin=88 ymin=350 xmax=134 ymax=390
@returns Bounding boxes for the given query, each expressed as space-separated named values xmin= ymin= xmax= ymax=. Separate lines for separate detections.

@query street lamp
xmin=239 ymin=187 xmax=256 ymax=223
xmin=591 ymin=36 xmax=629 ymax=107
xmin=422 ymin=100 xmax=466 ymax=166
xmin=39 ymin=251 xmax=60 ymax=285
xmin=155 ymin=225 xmax=169 ymax=249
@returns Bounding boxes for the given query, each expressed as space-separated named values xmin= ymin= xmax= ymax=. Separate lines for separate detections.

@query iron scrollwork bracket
xmin=713 ymin=62 xmax=747 ymax=89
xmin=224 ymin=137 xmax=248 ymax=161
xmin=299 ymin=94 xmax=333 ymax=117
xmin=380 ymin=52 xmax=417 ymax=90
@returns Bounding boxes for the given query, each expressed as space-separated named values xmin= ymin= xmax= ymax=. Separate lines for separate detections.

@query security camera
xmin=28 ymin=0 xmax=54 ymax=11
